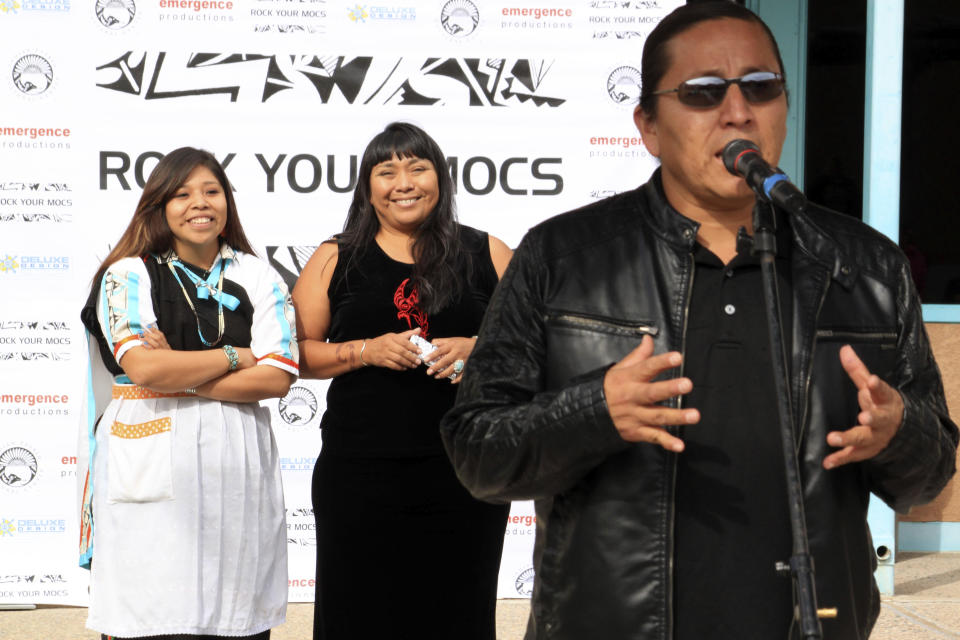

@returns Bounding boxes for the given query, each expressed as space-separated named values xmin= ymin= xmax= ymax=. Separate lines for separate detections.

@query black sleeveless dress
xmin=312 ymin=225 xmax=510 ymax=640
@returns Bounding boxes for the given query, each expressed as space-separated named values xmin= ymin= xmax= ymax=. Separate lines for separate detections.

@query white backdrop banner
xmin=0 ymin=0 xmax=681 ymax=606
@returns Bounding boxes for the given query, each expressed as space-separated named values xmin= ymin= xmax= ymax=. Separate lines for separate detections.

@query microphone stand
xmin=749 ymin=198 xmax=824 ymax=640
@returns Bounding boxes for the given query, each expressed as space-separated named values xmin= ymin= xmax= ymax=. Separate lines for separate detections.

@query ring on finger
xmin=453 ymin=359 xmax=465 ymax=374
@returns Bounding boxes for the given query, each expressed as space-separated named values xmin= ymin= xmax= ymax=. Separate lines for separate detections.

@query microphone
xmin=722 ymin=139 xmax=806 ymax=215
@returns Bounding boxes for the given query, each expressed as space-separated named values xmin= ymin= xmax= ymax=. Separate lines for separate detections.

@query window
xmin=805 ymin=0 xmax=959 ymax=316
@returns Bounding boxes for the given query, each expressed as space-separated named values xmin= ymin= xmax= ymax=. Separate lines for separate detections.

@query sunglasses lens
xmin=739 ymin=73 xmax=784 ymax=103
xmin=677 ymin=77 xmax=727 ymax=107
xmin=674 ymin=72 xmax=783 ymax=107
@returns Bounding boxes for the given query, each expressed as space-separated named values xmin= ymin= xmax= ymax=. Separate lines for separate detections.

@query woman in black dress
xmin=292 ymin=122 xmax=512 ymax=639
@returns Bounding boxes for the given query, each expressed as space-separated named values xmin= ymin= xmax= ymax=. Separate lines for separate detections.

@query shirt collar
xmin=154 ymin=242 xmax=236 ymax=266
xmin=693 ymin=212 xmax=793 ymax=268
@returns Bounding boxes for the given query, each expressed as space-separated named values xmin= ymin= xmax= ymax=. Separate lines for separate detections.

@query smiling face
xmin=369 ymin=154 xmax=440 ymax=235
xmin=164 ymin=164 xmax=228 ymax=267
xmin=635 ymin=17 xmax=788 ymax=221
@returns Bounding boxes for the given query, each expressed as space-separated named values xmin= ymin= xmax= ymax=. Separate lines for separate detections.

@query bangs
xmin=151 ymin=149 xmax=225 ymax=206
xmin=364 ymin=125 xmax=440 ymax=168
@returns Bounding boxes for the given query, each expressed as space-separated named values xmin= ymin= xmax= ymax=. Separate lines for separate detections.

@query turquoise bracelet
xmin=223 ymin=345 xmax=239 ymax=371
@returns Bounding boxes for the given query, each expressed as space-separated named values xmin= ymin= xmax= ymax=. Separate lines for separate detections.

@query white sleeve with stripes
xmin=98 ymin=257 xmax=158 ymax=366
xmin=246 ymin=255 xmax=299 ymax=376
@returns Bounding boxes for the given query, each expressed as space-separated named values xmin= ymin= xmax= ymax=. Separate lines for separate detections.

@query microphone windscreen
xmin=721 ymin=139 xmax=760 ymax=176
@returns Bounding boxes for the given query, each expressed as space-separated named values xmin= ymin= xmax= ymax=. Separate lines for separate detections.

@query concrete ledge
xmin=900 ymin=522 xmax=960 ymax=553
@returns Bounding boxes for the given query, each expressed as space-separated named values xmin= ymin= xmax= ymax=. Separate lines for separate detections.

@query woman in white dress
xmin=79 ymin=147 xmax=298 ymax=639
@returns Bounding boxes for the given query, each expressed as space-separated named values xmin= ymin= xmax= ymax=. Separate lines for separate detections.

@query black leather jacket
xmin=441 ymin=172 xmax=958 ymax=640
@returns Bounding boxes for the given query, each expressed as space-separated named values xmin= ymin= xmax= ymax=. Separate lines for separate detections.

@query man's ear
xmin=634 ymin=105 xmax=660 ymax=158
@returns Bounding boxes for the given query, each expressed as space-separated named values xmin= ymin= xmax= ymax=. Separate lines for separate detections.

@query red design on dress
xmin=393 ymin=277 xmax=429 ymax=338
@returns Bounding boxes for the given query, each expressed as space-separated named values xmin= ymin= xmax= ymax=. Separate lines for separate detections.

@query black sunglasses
xmin=650 ymin=71 xmax=785 ymax=108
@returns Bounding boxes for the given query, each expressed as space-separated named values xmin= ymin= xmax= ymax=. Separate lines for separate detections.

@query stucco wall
xmin=901 ymin=323 xmax=960 ymax=522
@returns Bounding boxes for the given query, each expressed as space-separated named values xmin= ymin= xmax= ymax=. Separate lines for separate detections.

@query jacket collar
xmin=153 ymin=242 xmax=237 ymax=268
xmin=638 ymin=169 xmax=700 ymax=252
xmin=788 ymin=208 xmax=859 ymax=289
xmin=640 ymin=168 xmax=858 ymax=289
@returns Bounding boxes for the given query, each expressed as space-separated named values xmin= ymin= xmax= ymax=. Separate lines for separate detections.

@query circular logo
xmin=278 ymin=385 xmax=318 ymax=425
xmin=515 ymin=567 xmax=535 ymax=596
xmin=0 ymin=447 xmax=38 ymax=488
xmin=96 ymin=0 xmax=136 ymax=29
xmin=12 ymin=54 xmax=53 ymax=95
xmin=607 ymin=65 xmax=642 ymax=106
xmin=441 ymin=0 xmax=479 ymax=37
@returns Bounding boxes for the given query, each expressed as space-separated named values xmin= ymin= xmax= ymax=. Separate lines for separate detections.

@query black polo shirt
xmin=674 ymin=224 xmax=796 ymax=639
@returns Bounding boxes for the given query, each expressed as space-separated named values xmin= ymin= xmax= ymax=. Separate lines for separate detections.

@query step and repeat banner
xmin=0 ymin=0 xmax=680 ymax=606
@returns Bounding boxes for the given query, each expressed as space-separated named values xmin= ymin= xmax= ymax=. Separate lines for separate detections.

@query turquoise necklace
xmin=166 ymin=254 xmax=240 ymax=347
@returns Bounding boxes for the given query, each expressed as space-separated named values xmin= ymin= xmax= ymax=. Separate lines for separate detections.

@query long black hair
xmin=638 ymin=1 xmax=788 ymax=120
xmin=339 ymin=122 xmax=465 ymax=314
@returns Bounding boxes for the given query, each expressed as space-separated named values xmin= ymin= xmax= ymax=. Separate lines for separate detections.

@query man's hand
xmin=823 ymin=344 xmax=905 ymax=470
xmin=603 ymin=335 xmax=699 ymax=452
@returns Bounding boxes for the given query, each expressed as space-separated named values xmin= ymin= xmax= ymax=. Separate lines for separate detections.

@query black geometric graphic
xmin=96 ymin=52 xmax=567 ymax=106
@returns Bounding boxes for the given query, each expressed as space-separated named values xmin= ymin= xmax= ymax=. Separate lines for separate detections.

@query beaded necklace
xmin=166 ymin=253 xmax=240 ymax=347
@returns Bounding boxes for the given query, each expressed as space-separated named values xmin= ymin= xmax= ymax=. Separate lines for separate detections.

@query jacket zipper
xmin=548 ymin=313 xmax=659 ymax=337
xmin=797 ymin=277 xmax=831 ymax=445
xmin=668 ymin=253 xmax=695 ymax=640
xmin=815 ymin=329 xmax=897 ymax=342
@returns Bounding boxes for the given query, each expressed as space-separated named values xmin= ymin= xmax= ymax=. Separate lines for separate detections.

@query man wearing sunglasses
xmin=442 ymin=3 xmax=957 ymax=640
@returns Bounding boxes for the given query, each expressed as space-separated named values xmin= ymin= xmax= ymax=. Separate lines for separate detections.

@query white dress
xmin=84 ymin=246 xmax=298 ymax=637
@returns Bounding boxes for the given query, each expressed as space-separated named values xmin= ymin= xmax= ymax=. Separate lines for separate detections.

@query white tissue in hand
xmin=409 ymin=334 xmax=439 ymax=365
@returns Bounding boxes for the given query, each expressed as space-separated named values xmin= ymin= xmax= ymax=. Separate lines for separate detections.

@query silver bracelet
xmin=184 ymin=388 xmax=196 ymax=394
xmin=359 ymin=339 xmax=369 ymax=367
